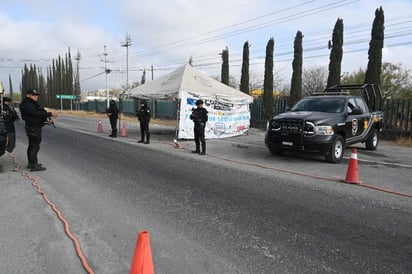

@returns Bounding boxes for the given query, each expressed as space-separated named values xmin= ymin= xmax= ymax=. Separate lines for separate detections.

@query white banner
xmin=178 ymin=91 xmax=251 ymax=139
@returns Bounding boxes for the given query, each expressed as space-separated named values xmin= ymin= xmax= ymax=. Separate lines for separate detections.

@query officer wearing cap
xmin=136 ymin=100 xmax=151 ymax=144
xmin=106 ymin=100 xmax=119 ymax=138
xmin=2 ymin=97 xmax=19 ymax=153
xmin=20 ymin=89 xmax=58 ymax=171
xmin=190 ymin=99 xmax=208 ymax=155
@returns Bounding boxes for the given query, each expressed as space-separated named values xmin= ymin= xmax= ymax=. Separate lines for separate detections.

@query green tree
xmin=364 ymin=6 xmax=384 ymax=85
xmin=240 ymin=41 xmax=250 ymax=94
xmin=381 ymin=62 xmax=412 ymax=99
xmin=327 ymin=18 xmax=344 ymax=87
xmin=290 ymin=31 xmax=303 ymax=107
xmin=262 ymin=38 xmax=274 ymax=120
xmin=341 ymin=68 xmax=365 ymax=85
xmin=342 ymin=62 xmax=412 ymax=99
xmin=221 ymin=46 xmax=229 ymax=85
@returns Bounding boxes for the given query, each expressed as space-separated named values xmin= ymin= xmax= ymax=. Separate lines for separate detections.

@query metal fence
xmin=78 ymin=97 xmax=412 ymax=139
xmin=383 ymin=99 xmax=412 ymax=139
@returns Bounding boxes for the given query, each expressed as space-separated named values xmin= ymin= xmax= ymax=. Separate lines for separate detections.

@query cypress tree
xmin=327 ymin=18 xmax=344 ymax=87
xmin=240 ymin=41 xmax=250 ymax=94
xmin=221 ymin=46 xmax=229 ymax=85
xmin=364 ymin=6 xmax=384 ymax=86
xmin=290 ymin=31 xmax=303 ymax=107
xmin=8 ymin=74 xmax=13 ymax=100
xmin=141 ymin=69 xmax=146 ymax=85
xmin=262 ymin=38 xmax=275 ymax=120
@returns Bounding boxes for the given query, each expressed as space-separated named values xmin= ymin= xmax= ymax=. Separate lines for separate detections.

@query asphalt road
xmin=0 ymin=115 xmax=411 ymax=273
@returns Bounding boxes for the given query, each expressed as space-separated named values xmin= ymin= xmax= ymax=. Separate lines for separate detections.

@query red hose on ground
xmin=9 ymin=154 xmax=94 ymax=274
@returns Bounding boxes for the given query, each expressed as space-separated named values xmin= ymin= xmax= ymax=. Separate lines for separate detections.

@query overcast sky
xmin=1 ymin=0 xmax=411 ymax=93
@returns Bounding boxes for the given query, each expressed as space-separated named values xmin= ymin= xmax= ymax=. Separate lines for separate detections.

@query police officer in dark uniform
xmin=2 ymin=97 xmax=19 ymax=153
xmin=190 ymin=99 xmax=208 ymax=155
xmin=106 ymin=100 xmax=119 ymax=138
xmin=20 ymin=89 xmax=58 ymax=171
xmin=136 ymin=100 xmax=151 ymax=144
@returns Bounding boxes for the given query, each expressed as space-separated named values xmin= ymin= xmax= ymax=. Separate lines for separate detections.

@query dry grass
xmin=57 ymin=110 xmax=177 ymax=127
xmin=395 ymin=136 xmax=412 ymax=147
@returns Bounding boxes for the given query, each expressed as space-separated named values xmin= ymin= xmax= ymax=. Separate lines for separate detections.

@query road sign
xmin=56 ymin=94 xmax=76 ymax=99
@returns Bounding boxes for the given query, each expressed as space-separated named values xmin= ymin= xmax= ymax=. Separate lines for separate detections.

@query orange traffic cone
xmin=121 ymin=122 xmax=127 ymax=137
xmin=173 ymin=139 xmax=180 ymax=149
xmin=130 ymin=230 xmax=154 ymax=274
xmin=343 ymin=148 xmax=361 ymax=184
xmin=98 ymin=120 xmax=104 ymax=133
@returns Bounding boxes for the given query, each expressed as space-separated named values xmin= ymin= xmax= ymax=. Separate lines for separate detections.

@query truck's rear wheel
xmin=365 ymin=128 xmax=379 ymax=150
xmin=325 ymin=135 xmax=344 ymax=163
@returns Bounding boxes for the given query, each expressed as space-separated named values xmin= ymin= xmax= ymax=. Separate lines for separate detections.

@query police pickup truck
xmin=265 ymin=84 xmax=384 ymax=163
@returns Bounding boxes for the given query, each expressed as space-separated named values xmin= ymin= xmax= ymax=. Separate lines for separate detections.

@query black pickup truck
xmin=265 ymin=84 xmax=384 ymax=163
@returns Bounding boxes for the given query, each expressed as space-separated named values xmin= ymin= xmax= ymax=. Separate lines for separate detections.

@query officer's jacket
xmin=137 ymin=106 xmax=151 ymax=123
xmin=20 ymin=98 xmax=51 ymax=128
xmin=2 ymin=104 xmax=19 ymax=132
xmin=190 ymin=107 xmax=208 ymax=125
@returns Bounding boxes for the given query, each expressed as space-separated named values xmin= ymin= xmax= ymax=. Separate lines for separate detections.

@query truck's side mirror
xmin=351 ymin=107 xmax=363 ymax=115
xmin=0 ymin=82 xmax=4 ymax=95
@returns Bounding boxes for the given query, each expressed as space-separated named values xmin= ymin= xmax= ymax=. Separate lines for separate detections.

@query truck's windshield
xmin=291 ymin=98 xmax=346 ymax=113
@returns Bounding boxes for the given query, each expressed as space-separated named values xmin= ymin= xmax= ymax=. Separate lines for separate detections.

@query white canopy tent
xmin=126 ymin=64 xmax=253 ymax=139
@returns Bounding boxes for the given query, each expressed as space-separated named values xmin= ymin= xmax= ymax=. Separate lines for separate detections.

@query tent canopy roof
xmin=126 ymin=64 xmax=253 ymax=104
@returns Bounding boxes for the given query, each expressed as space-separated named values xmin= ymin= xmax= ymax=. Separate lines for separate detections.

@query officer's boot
xmin=138 ymin=131 xmax=144 ymax=143
xmin=192 ymin=142 xmax=200 ymax=153
xmin=200 ymin=141 xmax=206 ymax=155
xmin=144 ymin=132 xmax=150 ymax=144
xmin=112 ymin=128 xmax=117 ymax=138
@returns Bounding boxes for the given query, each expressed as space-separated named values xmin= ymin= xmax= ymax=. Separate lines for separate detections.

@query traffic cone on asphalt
xmin=343 ymin=148 xmax=361 ymax=184
xmin=130 ymin=230 xmax=154 ymax=274
xmin=121 ymin=122 xmax=127 ymax=137
xmin=173 ymin=139 xmax=180 ymax=148
xmin=98 ymin=120 xmax=104 ymax=133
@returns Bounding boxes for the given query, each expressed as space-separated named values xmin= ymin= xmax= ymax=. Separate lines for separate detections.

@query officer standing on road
xmin=190 ymin=99 xmax=208 ymax=155
xmin=2 ymin=97 xmax=19 ymax=153
xmin=20 ymin=89 xmax=58 ymax=171
xmin=136 ymin=100 xmax=151 ymax=144
xmin=106 ymin=100 xmax=119 ymax=138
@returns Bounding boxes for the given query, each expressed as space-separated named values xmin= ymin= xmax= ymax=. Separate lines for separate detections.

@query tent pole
xmin=175 ymin=99 xmax=180 ymax=141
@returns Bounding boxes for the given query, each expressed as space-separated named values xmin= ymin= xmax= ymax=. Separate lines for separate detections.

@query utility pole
xmin=121 ymin=32 xmax=132 ymax=94
xmin=74 ymin=49 xmax=81 ymax=110
xmin=120 ymin=32 xmax=132 ymax=130
xmin=101 ymin=45 xmax=111 ymax=108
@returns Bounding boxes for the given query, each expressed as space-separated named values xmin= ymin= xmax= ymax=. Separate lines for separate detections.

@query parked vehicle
xmin=265 ymin=84 xmax=384 ymax=163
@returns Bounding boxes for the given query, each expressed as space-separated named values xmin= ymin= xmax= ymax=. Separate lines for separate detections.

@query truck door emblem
xmin=352 ymin=119 xmax=358 ymax=136
xmin=363 ymin=119 xmax=369 ymax=129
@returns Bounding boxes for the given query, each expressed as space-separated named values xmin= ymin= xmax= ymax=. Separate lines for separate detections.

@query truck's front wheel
xmin=269 ymin=146 xmax=284 ymax=156
xmin=325 ymin=135 xmax=345 ymax=163
xmin=365 ymin=128 xmax=379 ymax=150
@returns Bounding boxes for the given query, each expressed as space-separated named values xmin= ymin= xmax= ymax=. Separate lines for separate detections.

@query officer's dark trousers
xmin=110 ymin=118 xmax=117 ymax=137
xmin=140 ymin=121 xmax=150 ymax=142
xmin=25 ymin=126 xmax=42 ymax=167
xmin=194 ymin=124 xmax=206 ymax=152
xmin=6 ymin=131 xmax=16 ymax=153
